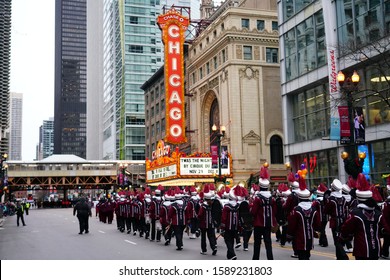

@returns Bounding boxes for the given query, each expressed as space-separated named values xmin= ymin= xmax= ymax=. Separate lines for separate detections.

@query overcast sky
xmin=10 ymin=0 xmax=55 ymax=161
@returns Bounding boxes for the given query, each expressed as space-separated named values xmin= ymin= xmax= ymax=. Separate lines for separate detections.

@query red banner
xmin=338 ymin=106 xmax=351 ymax=144
xmin=157 ymin=9 xmax=189 ymax=144
xmin=211 ymin=145 xmax=218 ymax=169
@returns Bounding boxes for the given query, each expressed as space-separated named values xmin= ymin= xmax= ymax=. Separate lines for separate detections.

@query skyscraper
xmin=38 ymin=118 xmax=54 ymax=160
xmin=9 ymin=92 xmax=22 ymax=160
xmin=102 ymin=0 xmax=198 ymax=160
xmin=54 ymin=0 xmax=87 ymax=158
xmin=0 ymin=0 xmax=11 ymax=156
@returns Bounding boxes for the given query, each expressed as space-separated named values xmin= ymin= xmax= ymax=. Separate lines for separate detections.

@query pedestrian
xmin=16 ymin=201 xmax=26 ymax=227
xmin=286 ymin=177 xmax=321 ymax=260
xmin=73 ymin=197 xmax=92 ymax=234
xmin=24 ymin=201 xmax=30 ymax=215
xmin=250 ymin=164 xmax=276 ymax=260
xmin=340 ymin=173 xmax=388 ymax=260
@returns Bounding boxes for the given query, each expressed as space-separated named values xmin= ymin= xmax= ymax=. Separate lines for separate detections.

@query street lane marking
xmin=98 ymin=230 xmax=105 ymax=234
xmin=125 ymin=240 xmax=136 ymax=245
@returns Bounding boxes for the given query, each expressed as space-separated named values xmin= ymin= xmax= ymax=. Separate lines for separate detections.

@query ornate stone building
xmin=187 ymin=0 xmax=285 ymax=182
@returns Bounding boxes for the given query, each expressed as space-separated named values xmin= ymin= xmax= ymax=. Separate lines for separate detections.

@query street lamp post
xmin=337 ymin=70 xmax=360 ymax=158
xmin=212 ymin=124 xmax=226 ymax=179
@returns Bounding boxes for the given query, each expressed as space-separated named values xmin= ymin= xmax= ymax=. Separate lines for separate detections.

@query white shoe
xmin=235 ymin=243 xmax=241 ymax=249
xmin=189 ymin=234 xmax=196 ymax=239
xmin=345 ymin=248 xmax=353 ymax=253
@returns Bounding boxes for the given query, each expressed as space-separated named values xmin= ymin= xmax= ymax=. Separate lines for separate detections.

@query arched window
xmin=209 ymin=99 xmax=219 ymax=146
xmin=270 ymin=135 xmax=283 ymax=164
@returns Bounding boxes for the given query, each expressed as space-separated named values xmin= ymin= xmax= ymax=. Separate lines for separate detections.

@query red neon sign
xmin=157 ymin=9 xmax=189 ymax=144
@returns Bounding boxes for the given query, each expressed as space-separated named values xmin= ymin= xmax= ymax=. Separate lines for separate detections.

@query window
xmin=199 ymin=67 xmax=203 ymax=79
xmin=241 ymin=18 xmax=250 ymax=29
xmin=206 ymin=62 xmax=210 ymax=74
xmin=213 ymin=56 xmax=218 ymax=69
xmin=243 ymin=46 xmax=252 ymax=60
xmin=222 ymin=49 xmax=226 ymax=63
xmin=257 ymin=20 xmax=265 ymax=31
xmin=266 ymin=48 xmax=279 ymax=63
xmin=272 ymin=21 xmax=278 ymax=31
xmin=129 ymin=45 xmax=143 ymax=53
xmin=270 ymin=135 xmax=283 ymax=164
xmin=130 ymin=16 xmax=138 ymax=24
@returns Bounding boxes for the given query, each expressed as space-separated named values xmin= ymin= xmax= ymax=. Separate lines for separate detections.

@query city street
xmin=0 ymin=207 xmax=339 ymax=260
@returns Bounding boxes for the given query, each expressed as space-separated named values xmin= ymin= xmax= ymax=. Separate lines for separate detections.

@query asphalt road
xmin=0 ymin=207 xmax=340 ymax=260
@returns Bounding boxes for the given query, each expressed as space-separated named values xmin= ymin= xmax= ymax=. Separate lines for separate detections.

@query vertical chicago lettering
xmin=157 ymin=9 xmax=189 ymax=144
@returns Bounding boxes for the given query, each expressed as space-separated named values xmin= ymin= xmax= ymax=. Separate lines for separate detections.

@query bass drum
xmin=239 ymin=200 xmax=253 ymax=231
xmin=211 ymin=199 xmax=222 ymax=228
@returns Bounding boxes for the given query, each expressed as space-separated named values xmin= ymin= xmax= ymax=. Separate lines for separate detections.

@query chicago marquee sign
xmin=157 ymin=9 xmax=189 ymax=144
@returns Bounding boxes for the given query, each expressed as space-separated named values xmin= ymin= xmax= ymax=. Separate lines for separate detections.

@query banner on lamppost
xmin=211 ymin=145 xmax=218 ymax=169
xmin=339 ymin=106 xmax=351 ymax=144
xmin=354 ymin=107 xmax=365 ymax=144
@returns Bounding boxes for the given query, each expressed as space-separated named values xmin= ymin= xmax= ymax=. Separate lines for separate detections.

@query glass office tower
xmin=54 ymin=0 xmax=87 ymax=158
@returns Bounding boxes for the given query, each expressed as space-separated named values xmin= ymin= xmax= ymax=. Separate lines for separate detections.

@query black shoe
xmin=229 ymin=256 xmax=237 ymax=260
xmin=291 ymin=254 xmax=298 ymax=258
xmin=200 ymin=251 xmax=207 ymax=255
xmin=195 ymin=231 xmax=200 ymax=238
xmin=164 ymin=240 xmax=170 ymax=246
xmin=78 ymin=232 xmax=83 ymax=234
xmin=212 ymin=249 xmax=217 ymax=255
xmin=176 ymin=247 xmax=183 ymax=251
xmin=381 ymin=255 xmax=390 ymax=259
xmin=235 ymin=243 xmax=241 ymax=249
xmin=85 ymin=231 xmax=89 ymax=234
xmin=23 ymin=224 xmax=26 ymax=226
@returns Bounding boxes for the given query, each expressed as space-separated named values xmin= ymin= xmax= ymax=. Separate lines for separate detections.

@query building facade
xmin=0 ymin=0 xmax=11 ymax=156
xmin=38 ymin=118 xmax=54 ymax=160
xmin=9 ymin=92 xmax=22 ymax=160
xmin=102 ymin=0 xmax=198 ymax=161
xmin=278 ymin=0 xmax=390 ymax=187
xmin=187 ymin=0 xmax=285 ymax=182
xmin=86 ymin=0 xmax=104 ymax=160
xmin=54 ymin=0 xmax=87 ymax=159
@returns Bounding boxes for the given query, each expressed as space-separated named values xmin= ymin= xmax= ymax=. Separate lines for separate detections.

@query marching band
xmin=94 ymin=168 xmax=390 ymax=260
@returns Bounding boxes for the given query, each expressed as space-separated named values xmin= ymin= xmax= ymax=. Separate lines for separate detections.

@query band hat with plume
xmin=296 ymin=175 xmax=310 ymax=199
xmin=387 ymin=176 xmax=390 ymax=191
xmin=277 ymin=183 xmax=291 ymax=197
xmin=288 ymin=172 xmax=299 ymax=189
xmin=356 ymin=173 xmax=372 ymax=201
xmin=155 ymin=184 xmax=164 ymax=194
xmin=259 ymin=164 xmax=270 ymax=189
xmin=316 ymin=183 xmax=328 ymax=195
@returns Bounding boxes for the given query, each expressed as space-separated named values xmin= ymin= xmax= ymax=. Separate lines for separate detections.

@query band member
xmin=149 ymin=185 xmax=164 ymax=242
xmin=341 ymin=173 xmax=388 ymax=260
xmin=220 ymin=186 xmax=240 ymax=260
xmin=251 ymin=164 xmax=277 ymax=260
xmin=287 ymin=177 xmax=321 ymax=260
xmin=341 ymin=183 xmax=353 ymax=253
xmin=238 ymin=185 xmax=252 ymax=251
xmin=283 ymin=172 xmax=300 ymax=257
xmin=198 ymin=184 xmax=218 ymax=256
xmin=312 ymin=183 xmax=329 ymax=247
xmin=187 ymin=186 xmax=200 ymax=239
xmin=160 ymin=189 xmax=174 ymax=245
xmin=168 ymin=188 xmax=189 ymax=250
xmin=324 ymin=178 xmax=349 ymax=260
xmin=142 ymin=187 xmax=152 ymax=239
xmin=381 ymin=177 xmax=390 ymax=259
xmin=275 ymin=183 xmax=290 ymax=247
xmin=116 ymin=195 xmax=126 ymax=232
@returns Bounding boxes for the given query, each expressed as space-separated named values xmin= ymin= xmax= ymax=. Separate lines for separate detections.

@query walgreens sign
xmin=157 ymin=9 xmax=189 ymax=144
